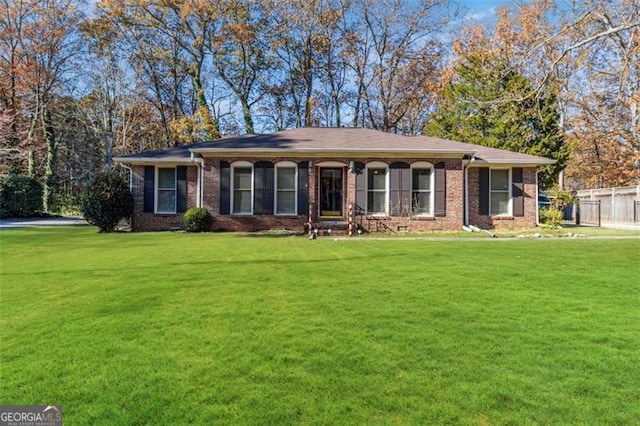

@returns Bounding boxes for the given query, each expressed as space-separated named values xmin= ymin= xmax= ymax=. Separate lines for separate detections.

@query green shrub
xmin=183 ymin=207 xmax=213 ymax=232
xmin=81 ymin=171 xmax=133 ymax=233
xmin=540 ymin=207 xmax=564 ymax=228
xmin=0 ymin=174 xmax=43 ymax=218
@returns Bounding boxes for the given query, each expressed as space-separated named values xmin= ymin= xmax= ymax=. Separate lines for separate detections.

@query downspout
xmin=119 ymin=163 xmax=135 ymax=230
xmin=190 ymin=152 xmax=205 ymax=209
xmin=462 ymin=155 xmax=475 ymax=228
xmin=119 ymin=163 xmax=133 ymax=193
xmin=535 ymin=169 xmax=541 ymax=226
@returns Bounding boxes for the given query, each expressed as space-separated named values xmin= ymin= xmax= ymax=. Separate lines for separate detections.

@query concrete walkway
xmin=600 ymin=223 xmax=640 ymax=231
xmin=0 ymin=217 xmax=88 ymax=229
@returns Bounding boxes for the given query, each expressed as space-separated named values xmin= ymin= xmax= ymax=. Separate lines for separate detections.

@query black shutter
xmin=479 ymin=167 xmax=489 ymax=216
xmin=512 ymin=167 xmax=524 ymax=217
xmin=354 ymin=161 xmax=366 ymax=210
xmin=434 ymin=162 xmax=446 ymax=217
xmin=389 ymin=162 xmax=410 ymax=216
xmin=254 ymin=161 xmax=274 ymax=215
xmin=176 ymin=166 xmax=187 ymax=213
xmin=297 ymin=161 xmax=309 ymax=215
xmin=219 ymin=161 xmax=230 ymax=214
xmin=144 ymin=166 xmax=154 ymax=213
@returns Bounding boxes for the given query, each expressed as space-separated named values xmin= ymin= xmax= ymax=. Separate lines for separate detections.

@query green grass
xmin=1 ymin=227 xmax=639 ymax=425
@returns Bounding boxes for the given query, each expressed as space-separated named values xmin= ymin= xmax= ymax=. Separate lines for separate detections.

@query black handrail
xmin=352 ymin=203 xmax=396 ymax=233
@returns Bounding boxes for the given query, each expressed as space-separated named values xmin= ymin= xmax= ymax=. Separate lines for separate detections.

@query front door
xmin=319 ymin=168 xmax=343 ymax=218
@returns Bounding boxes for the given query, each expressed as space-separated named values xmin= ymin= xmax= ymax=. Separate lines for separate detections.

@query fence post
xmin=611 ymin=187 xmax=616 ymax=222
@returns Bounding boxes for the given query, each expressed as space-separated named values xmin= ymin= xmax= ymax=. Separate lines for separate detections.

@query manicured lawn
xmin=1 ymin=227 xmax=638 ymax=425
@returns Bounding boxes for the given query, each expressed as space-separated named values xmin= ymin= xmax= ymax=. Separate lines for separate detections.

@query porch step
xmin=312 ymin=221 xmax=351 ymax=237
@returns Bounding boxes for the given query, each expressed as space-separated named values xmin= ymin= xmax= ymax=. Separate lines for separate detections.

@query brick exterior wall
xmin=345 ymin=158 xmax=464 ymax=232
xmin=467 ymin=166 xmax=538 ymax=230
xmin=130 ymin=165 xmax=199 ymax=231
xmin=130 ymin=159 xmax=539 ymax=232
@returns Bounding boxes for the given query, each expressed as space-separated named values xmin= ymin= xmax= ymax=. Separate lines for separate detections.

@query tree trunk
xmin=42 ymin=107 xmax=58 ymax=213
xmin=192 ymin=72 xmax=220 ymax=140
xmin=28 ymin=151 xmax=35 ymax=177
xmin=240 ymin=97 xmax=254 ymax=134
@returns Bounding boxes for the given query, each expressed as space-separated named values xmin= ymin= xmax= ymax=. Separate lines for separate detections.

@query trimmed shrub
xmin=0 ymin=174 xmax=43 ymax=218
xmin=81 ymin=171 xmax=133 ymax=233
xmin=183 ymin=207 xmax=213 ymax=232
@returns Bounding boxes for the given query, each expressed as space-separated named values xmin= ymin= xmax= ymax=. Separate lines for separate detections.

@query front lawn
xmin=1 ymin=227 xmax=638 ymax=424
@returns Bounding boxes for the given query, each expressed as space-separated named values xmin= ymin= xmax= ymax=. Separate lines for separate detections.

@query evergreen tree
xmin=424 ymin=54 xmax=568 ymax=188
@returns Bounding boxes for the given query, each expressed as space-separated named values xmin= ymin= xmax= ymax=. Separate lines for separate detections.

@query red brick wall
xmin=201 ymin=157 xmax=464 ymax=233
xmin=343 ymin=158 xmax=464 ymax=232
xmin=467 ymin=166 xmax=538 ymax=230
xmin=130 ymin=159 xmax=539 ymax=232
xmin=130 ymin=165 xmax=199 ymax=231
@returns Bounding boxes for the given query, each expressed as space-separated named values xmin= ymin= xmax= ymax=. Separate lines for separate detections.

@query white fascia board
xmin=113 ymin=157 xmax=202 ymax=165
xmin=189 ymin=148 xmax=475 ymax=158
xmin=469 ymin=158 xmax=556 ymax=167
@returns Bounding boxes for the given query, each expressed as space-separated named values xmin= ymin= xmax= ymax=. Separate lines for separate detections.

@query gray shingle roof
xmin=113 ymin=127 xmax=555 ymax=166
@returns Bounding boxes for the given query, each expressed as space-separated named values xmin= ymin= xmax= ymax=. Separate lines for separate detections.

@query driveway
xmin=0 ymin=217 xmax=88 ymax=229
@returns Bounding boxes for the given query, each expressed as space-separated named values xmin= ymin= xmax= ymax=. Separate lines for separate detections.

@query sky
xmin=456 ymin=0 xmax=511 ymax=24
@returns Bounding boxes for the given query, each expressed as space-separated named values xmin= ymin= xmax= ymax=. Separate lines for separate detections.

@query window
xmin=232 ymin=162 xmax=253 ymax=214
xmin=367 ymin=164 xmax=387 ymax=214
xmin=156 ymin=167 xmax=176 ymax=213
xmin=490 ymin=169 xmax=510 ymax=216
xmin=275 ymin=162 xmax=297 ymax=215
xmin=412 ymin=163 xmax=433 ymax=215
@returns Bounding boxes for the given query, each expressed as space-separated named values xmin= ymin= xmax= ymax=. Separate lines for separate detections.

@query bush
xmin=0 ymin=174 xmax=43 ymax=218
xmin=81 ymin=171 xmax=133 ymax=233
xmin=540 ymin=207 xmax=564 ymax=228
xmin=183 ymin=207 xmax=213 ymax=232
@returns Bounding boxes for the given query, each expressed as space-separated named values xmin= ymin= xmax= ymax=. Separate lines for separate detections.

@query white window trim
xmin=231 ymin=161 xmax=254 ymax=215
xmin=155 ymin=166 xmax=176 ymax=214
xmin=275 ymin=161 xmax=298 ymax=216
xmin=411 ymin=162 xmax=434 ymax=216
xmin=490 ymin=168 xmax=512 ymax=216
xmin=366 ymin=161 xmax=389 ymax=216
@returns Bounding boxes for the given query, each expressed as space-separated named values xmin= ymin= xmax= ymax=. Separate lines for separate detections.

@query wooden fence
xmin=576 ymin=186 xmax=640 ymax=224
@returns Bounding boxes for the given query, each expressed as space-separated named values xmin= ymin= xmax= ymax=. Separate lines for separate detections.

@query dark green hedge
xmin=0 ymin=174 xmax=43 ymax=218
xmin=81 ymin=171 xmax=133 ymax=233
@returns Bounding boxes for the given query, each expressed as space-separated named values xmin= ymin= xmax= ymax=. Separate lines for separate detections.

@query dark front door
xmin=319 ymin=168 xmax=343 ymax=218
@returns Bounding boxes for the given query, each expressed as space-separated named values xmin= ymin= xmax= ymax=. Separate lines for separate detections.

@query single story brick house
xmin=113 ymin=127 xmax=555 ymax=233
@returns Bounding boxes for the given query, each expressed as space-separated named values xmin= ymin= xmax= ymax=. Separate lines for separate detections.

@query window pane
xmin=158 ymin=168 xmax=175 ymax=189
xmin=277 ymin=167 xmax=296 ymax=190
xmin=412 ymin=191 xmax=431 ymax=214
xmin=157 ymin=189 xmax=175 ymax=213
xmin=368 ymin=191 xmax=385 ymax=213
xmin=234 ymin=167 xmax=252 ymax=190
xmin=491 ymin=192 xmax=509 ymax=215
xmin=277 ymin=191 xmax=295 ymax=214
xmin=491 ymin=170 xmax=509 ymax=191
xmin=412 ymin=168 xmax=431 ymax=190
xmin=368 ymin=168 xmax=386 ymax=190
xmin=234 ymin=190 xmax=252 ymax=213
